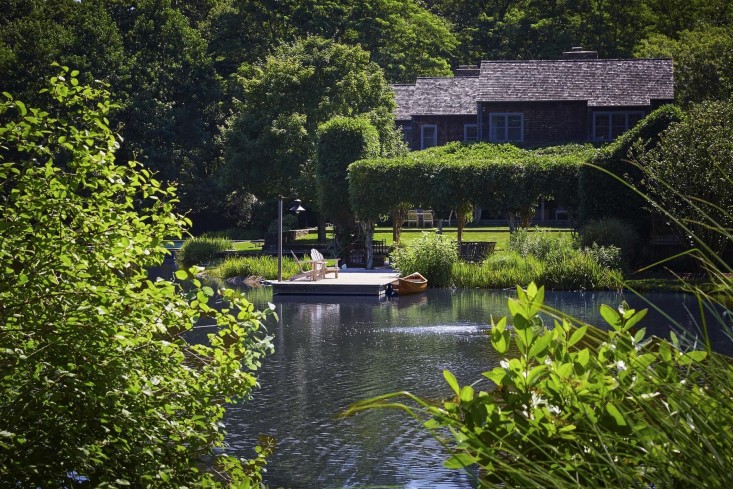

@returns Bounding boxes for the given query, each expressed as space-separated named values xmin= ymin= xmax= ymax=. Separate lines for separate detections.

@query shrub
xmin=541 ymin=250 xmax=623 ymax=290
xmin=583 ymin=242 xmax=623 ymax=270
xmin=266 ymin=213 xmax=298 ymax=233
xmin=633 ymin=100 xmax=733 ymax=257
xmin=177 ymin=235 xmax=231 ymax=267
xmin=0 ymin=70 xmax=273 ymax=486
xmin=580 ymin=218 xmax=638 ymax=268
xmin=509 ymin=228 xmax=578 ymax=263
xmin=390 ymin=232 xmax=457 ymax=287
xmin=452 ymin=252 xmax=543 ymax=288
xmin=578 ymin=104 xmax=683 ymax=236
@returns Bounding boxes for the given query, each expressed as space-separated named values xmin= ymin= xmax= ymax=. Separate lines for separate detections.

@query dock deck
xmin=267 ymin=269 xmax=399 ymax=296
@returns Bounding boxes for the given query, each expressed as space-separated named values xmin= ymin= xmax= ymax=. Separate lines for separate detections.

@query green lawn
xmin=248 ymin=226 xmax=573 ymax=252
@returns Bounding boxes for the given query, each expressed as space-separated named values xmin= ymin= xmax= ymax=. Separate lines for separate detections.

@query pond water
xmin=183 ymin=286 xmax=732 ymax=488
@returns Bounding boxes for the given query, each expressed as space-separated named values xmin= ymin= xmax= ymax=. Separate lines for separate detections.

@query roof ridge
xmin=479 ymin=58 xmax=672 ymax=64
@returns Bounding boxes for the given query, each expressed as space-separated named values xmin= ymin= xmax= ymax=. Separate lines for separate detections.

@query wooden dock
xmin=267 ymin=270 xmax=399 ymax=296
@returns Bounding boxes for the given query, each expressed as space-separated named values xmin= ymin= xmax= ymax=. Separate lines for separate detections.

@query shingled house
xmin=394 ymin=48 xmax=674 ymax=150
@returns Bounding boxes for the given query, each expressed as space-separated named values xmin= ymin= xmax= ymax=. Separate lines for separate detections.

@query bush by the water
xmin=507 ymin=228 xmax=622 ymax=290
xmin=509 ymin=228 xmax=578 ymax=263
xmin=580 ymin=218 xmax=638 ymax=269
xmin=542 ymin=250 xmax=623 ymax=290
xmin=210 ymin=255 xmax=301 ymax=281
xmin=452 ymin=252 xmax=543 ymax=288
xmin=391 ymin=232 xmax=457 ymax=287
xmin=177 ymin=235 xmax=231 ymax=267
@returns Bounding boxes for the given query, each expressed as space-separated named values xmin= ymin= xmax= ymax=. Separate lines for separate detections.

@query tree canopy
xmin=221 ymin=36 xmax=399 ymax=205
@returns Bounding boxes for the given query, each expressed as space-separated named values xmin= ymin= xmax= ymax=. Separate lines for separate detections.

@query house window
xmin=464 ymin=124 xmax=478 ymax=142
xmin=421 ymin=124 xmax=437 ymax=149
xmin=593 ymin=111 xmax=644 ymax=141
xmin=489 ymin=113 xmax=523 ymax=142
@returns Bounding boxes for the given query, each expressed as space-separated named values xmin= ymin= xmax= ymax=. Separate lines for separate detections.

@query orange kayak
xmin=393 ymin=272 xmax=428 ymax=295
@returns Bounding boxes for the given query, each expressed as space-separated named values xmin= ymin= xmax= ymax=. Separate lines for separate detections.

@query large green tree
xmin=633 ymin=100 xmax=733 ymax=257
xmin=222 ymin=36 xmax=400 ymax=209
xmin=204 ymin=0 xmax=456 ymax=82
xmin=0 ymin=69 xmax=273 ymax=486
xmin=635 ymin=26 xmax=733 ymax=104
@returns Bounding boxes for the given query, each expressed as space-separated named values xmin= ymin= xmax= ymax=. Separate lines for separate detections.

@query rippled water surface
xmin=199 ymin=287 xmax=731 ymax=488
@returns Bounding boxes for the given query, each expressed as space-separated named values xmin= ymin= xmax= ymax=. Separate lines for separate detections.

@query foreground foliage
xmin=0 ymin=71 xmax=273 ymax=486
xmin=347 ymin=284 xmax=732 ymax=487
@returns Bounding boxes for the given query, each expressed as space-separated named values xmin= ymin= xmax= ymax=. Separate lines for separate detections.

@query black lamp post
xmin=278 ymin=197 xmax=305 ymax=282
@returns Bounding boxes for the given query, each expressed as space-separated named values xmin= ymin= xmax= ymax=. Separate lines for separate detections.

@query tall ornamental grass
xmin=210 ymin=256 xmax=302 ymax=280
xmin=177 ymin=235 xmax=231 ymax=267
xmin=452 ymin=252 xmax=543 ymax=289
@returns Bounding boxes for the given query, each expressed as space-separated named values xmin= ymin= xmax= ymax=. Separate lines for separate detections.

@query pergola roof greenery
xmin=348 ymin=142 xmax=595 ymax=225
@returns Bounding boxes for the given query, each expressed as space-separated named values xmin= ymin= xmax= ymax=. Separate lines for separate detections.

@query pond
xmin=187 ymin=286 xmax=732 ymax=488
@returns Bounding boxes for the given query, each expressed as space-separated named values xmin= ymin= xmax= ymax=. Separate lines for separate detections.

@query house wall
xmin=410 ymin=115 xmax=478 ymax=150
xmin=479 ymin=101 xmax=589 ymax=145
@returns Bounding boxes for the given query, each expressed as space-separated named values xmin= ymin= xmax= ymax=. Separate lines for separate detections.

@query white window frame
xmin=489 ymin=113 xmax=524 ymax=142
xmin=592 ymin=111 xmax=645 ymax=141
xmin=421 ymin=124 xmax=438 ymax=149
xmin=464 ymin=123 xmax=478 ymax=142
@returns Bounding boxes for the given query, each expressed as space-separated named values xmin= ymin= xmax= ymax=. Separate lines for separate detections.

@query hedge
xmin=348 ymin=142 xmax=591 ymax=230
xmin=578 ymin=104 xmax=684 ymax=236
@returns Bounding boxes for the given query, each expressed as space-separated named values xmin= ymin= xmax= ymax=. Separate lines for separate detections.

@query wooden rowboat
xmin=391 ymin=272 xmax=428 ymax=296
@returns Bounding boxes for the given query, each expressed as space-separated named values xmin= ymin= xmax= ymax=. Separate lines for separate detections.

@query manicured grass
xmin=231 ymin=240 xmax=264 ymax=252
xmin=293 ymin=226 xmax=573 ymax=251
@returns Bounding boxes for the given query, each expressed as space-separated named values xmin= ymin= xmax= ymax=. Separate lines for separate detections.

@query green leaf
xmin=679 ymin=350 xmax=707 ymax=365
xmin=444 ymin=452 xmax=476 ymax=469
xmin=600 ymin=304 xmax=622 ymax=330
xmin=15 ymin=101 xmax=26 ymax=116
xmin=459 ymin=385 xmax=474 ymax=403
xmin=606 ymin=402 xmax=627 ymax=427
xmin=528 ymin=332 xmax=552 ymax=359
xmin=491 ymin=317 xmax=511 ymax=354
xmin=624 ymin=308 xmax=648 ymax=331
xmin=444 ymin=370 xmax=460 ymax=396
xmin=568 ymin=325 xmax=587 ymax=347
xmin=484 ymin=367 xmax=507 ymax=386
xmin=174 ymin=269 xmax=188 ymax=280
xmin=575 ymin=348 xmax=590 ymax=367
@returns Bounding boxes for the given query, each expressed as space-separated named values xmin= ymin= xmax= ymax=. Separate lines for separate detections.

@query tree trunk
xmin=457 ymin=212 xmax=466 ymax=246
xmin=317 ymin=214 xmax=327 ymax=242
xmin=362 ymin=220 xmax=375 ymax=270
xmin=507 ymin=212 xmax=517 ymax=233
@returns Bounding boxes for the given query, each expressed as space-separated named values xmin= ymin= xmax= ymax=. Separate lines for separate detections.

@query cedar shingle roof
xmin=477 ymin=59 xmax=674 ymax=106
xmin=393 ymin=76 xmax=479 ymax=120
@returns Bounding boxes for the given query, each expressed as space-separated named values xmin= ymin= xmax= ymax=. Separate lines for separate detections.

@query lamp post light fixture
xmin=278 ymin=197 xmax=306 ymax=282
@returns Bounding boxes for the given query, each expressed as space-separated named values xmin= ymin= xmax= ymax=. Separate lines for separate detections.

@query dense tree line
xmin=1 ymin=0 xmax=731 ymax=231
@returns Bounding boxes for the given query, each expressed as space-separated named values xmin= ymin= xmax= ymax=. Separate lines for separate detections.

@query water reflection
xmin=218 ymin=287 xmax=731 ymax=488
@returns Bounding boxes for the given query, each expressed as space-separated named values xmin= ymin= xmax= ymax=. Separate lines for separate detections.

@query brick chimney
xmin=454 ymin=64 xmax=480 ymax=77
xmin=562 ymin=47 xmax=598 ymax=59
